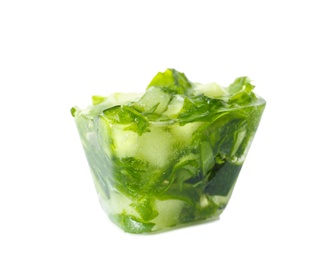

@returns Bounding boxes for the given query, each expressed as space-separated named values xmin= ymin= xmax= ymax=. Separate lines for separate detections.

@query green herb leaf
xmin=147 ymin=68 xmax=193 ymax=95
xmin=113 ymin=213 xmax=155 ymax=234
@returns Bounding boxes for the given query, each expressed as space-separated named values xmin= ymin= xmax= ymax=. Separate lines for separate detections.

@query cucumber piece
xmin=163 ymin=95 xmax=184 ymax=118
xmin=193 ymin=82 xmax=227 ymax=98
xmin=171 ymin=121 xmax=202 ymax=145
xmin=93 ymin=92 xmax=142 ymax=106
xmin=152 ymin=199 xmax=185 ymax=230
xmin=111 ymin=125 xmax=139 ymax=158
xmin=136 ymin=125 xmax=174 ymax=167
xmin=138 ymin=87 xmax=171 ymax=114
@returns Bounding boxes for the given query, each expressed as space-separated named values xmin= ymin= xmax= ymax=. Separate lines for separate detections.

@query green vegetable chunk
xmin=71 ymin=69 xmax=266 ymax=233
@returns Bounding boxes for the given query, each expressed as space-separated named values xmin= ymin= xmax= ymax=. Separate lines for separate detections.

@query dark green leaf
xmin=204 ymin=162 xmax=242 ymax=196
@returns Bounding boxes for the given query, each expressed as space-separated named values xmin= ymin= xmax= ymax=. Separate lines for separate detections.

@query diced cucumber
xmin=199 ymin=194 xmax=209 ymax=207
xmin=171 ymin=122 xmax=202 ymax=145
xmin=99 ymin=92 xmax=142 ymax=106
xmin=138 ymin=87 xmax=171 ymax=114
xmin=163 ymin=95 xmax=184 ymax=118
xmin=80 ymin=93 xmax=142 ymax=119
xmin=136 ymin=125 xmax=174 ymax=167
xmin=193 ymin=82 xmax=227 ymax=98
xmin=98 ymin=188 xmax=140 ymax=218
xmin=152 ymin=199 xmax=185 ymax=230
xmin=111 ymin=125 xmax=139 ymax=158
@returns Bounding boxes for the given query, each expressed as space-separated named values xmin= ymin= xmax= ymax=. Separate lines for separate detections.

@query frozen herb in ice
xmin=71 ymin=69 xmax=266 ymax=233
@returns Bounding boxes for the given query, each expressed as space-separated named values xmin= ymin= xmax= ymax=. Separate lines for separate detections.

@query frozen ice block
xmin=71 ymin=69 xmax=266 ymax=233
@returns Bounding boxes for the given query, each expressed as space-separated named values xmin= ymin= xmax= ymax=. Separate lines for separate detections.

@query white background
xmin=1 ymin=0 xmax=324 ymax=259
